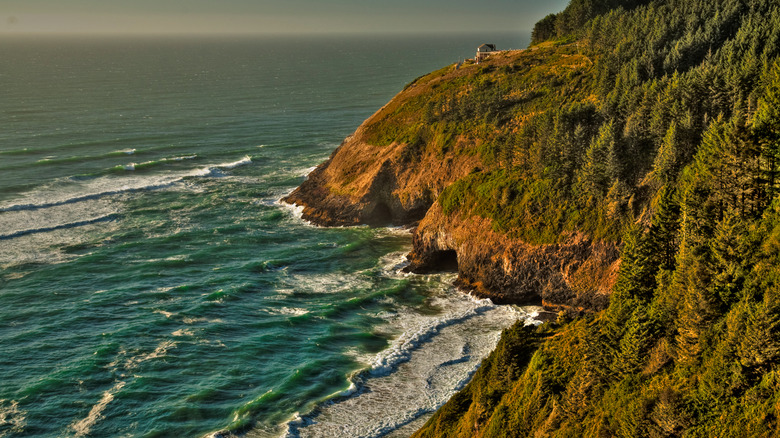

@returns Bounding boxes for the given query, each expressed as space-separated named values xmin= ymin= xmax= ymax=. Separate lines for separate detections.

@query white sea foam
xmin=369 ymin=297 xmax=495 ymax=376
xmin=189 ymin=167 xmax=216 ymax=177
xmin=70 ymin=381 xmax=126 ymax=437
xmin=375 ymin=226 xmax=414 ymax=238
xmin=337 ymin=381 xmax=358 ymax=398
xmin=0 ymin=216 xmax=120 ymax=269
xmin=220 ymin=155 xmax=253 ymax=169
xmin=84 ymin=339 xmax=178 ymax=435
xmin=376 ymin=251 xmax=412 ymax=278
xmin=0 ymin=213 xmax=118 ymax=241
xmin=285 ymin=285 xmax=540 ymax=438
xmin=0 ymin=154 xmax=255 ymax=267
xmin=0 ymin=154 xmax=252 ymax=214
xmin=286 ymin=272 xmax=372 ymax=295
xmin=154 ymin=310 xmax=175 ymax=318
xmin=0 ymin=176 xmax=179 ymax=213
xmin=124 ymin=340 xmax=175 ymax=370
xmin=0 ymin=400 xmax=27 ymax=437
xmin=172 ymin=329 xmax=195 ymax=337
xmin=263 ymin=307 xmax=311 ymax=317
xmin=187 ymin=156 xmax=252 ymax=178
xmin=300 ymin=166 xmax=317 ymax=177
xmin=182 ymin=317 xmax=224 ymax=325
xmin=170 ymin=155 xmax=197 ymax=161
xmin=276 ymin=199 xmax=308 ymax=223
xmin=121 ymin=155 xmax=197 ymax=171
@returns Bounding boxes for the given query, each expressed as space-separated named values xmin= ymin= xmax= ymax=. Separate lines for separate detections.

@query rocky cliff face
xmin=283 ymin=112 xmax=481 ymax=227
xmin=283 ymin=51 xmax=621 ymax=312
xmin=284 ymin=135 xmax=619 ymax=311
xmin=406 ymin=203 xmax=620 ymax=310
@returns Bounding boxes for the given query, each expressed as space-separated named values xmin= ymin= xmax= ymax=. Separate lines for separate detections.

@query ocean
xmin=0 ymin=33 xmax=539 ymax=437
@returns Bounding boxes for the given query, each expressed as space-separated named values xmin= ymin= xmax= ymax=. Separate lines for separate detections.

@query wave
xmin=187 ymin=155 xmax=253 ymax=178
xmin=123 ymin=340 xmax=176 ymax=370
xmin=376 ymin=250 xmax=412 ymax=278
xmin=111 ymin=155 xmax=198 ymax=172
xmin=274 ymin=262 xmax=548 ymax=438
xmin=300 ymin=166 xmax=317 ymax=178
xmin=274 ymin=198 xmax=308 ymax=222
xmin=219 ymin=155 xmax=253 ymax=169
xmin=282 ymin=295 xmax=539 ymax=438
xmin=0 ymin=148 xmax=33 ymax=157
xmin=369 ymin=299 xmax=495 ymax=376
xmin=70 ymin=339 xmax=176 ymax=437
xmin=2 ymin=148 xmax=145 ymax=171
xmin=70 ymin=381 xmax=127 ymax=438
xmin=0 ymin=399 xmax=27 ymax=437
xmin=0 ymin=214 xmax=119 ymax=240
xmin=0 ymin=183 xmax=178 ymax=213
xmin=0 ymin=155 xmax=253 ymax=214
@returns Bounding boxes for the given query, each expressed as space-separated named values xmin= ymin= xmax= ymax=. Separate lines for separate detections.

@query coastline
xmin=274 ymin=191 xmax=556 ymax=437
xmin=277 ymin=0 xmax=780 ymax=435
xmin=275 ymin=47 xmax=610 ymax=435
xmin=282 ymin=287 xmax=546 ymax=438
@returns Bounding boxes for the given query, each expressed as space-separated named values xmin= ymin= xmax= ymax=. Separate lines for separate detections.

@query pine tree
xmin=752 ymin=60 xmax=780 ymax=199
xmin=577 ymin=121 xmax=618 ymax=201
xmin=710 ymin=209 xmax=747 ymax=307
xmin=647 ymin=186 xmax=682 ymax=271
xmin=649 ymin=122 xmax=681 ymax=186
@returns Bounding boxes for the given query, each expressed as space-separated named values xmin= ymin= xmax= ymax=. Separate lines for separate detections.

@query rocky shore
xmin=283 ymin=56 xmax=620 ymax=311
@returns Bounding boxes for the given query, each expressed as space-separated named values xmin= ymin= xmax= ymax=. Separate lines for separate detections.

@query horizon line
xmin=0 ymin=29 xmax=531 ymax=39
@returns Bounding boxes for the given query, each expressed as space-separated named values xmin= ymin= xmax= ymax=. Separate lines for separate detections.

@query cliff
xmin=412 ymin=0 xmax=780 ymax=436
xmin=284 ymin=44 xmax=620 ymax=311
xmin=407 ymin=203 xmax=618 ymax=309
xmin=287 ymin=0 xmax=780 ymax=435
xmin=282 ymin=111 xmax=480 ymax=227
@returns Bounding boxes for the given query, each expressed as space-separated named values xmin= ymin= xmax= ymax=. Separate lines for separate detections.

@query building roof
xmin=477 ymin=44 xmax=497 ymax=52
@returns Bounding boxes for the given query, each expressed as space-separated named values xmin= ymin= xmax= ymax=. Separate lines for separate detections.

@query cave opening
xmin=431 ymin=249 xmax=459 ymax=273
xmin=367 ymin=202 xmax=394 ymax=226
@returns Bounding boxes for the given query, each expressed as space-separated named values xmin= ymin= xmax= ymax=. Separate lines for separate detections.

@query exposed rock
xmin=406 ymin=203 xmax=620 ymax=310
xmin=283 ymin=56 xmax=621 ymax=312
xmin=283 ymin=100 xmax=480 ymax=227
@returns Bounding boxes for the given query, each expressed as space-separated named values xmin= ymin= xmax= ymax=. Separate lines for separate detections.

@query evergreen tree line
xmin=414 ymin=0 xmax=780 ymax=436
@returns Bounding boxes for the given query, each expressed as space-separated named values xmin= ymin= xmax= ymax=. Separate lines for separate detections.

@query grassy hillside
xmin=412 ymin=0 xmax=780 ymax=436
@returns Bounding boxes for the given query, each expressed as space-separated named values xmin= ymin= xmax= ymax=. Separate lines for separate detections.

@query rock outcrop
xmin=283 ymin=50 xmax=621 ymax=312
xmin=406 ymin=203 xmax=620 ymax=310
xmin=285 ymin=140 xmax=619 ymax=311
xmin=282 ymin=131 xmax=479 ymax=226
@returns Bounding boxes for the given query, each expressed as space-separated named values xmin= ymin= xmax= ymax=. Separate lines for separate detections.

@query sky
xmin=0 ymin=0 xmax=570 ymax=36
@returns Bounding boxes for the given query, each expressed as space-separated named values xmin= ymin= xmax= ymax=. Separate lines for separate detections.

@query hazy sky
xmin=1 ymin=0 xmax=570 ymax=35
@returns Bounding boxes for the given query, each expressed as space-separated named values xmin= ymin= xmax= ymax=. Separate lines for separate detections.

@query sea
xmin=0 ymin=33 xmax=539 ymax=438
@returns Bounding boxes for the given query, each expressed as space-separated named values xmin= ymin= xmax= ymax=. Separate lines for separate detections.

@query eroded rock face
xmin=282 ymin=59 xmax=620 ymax=312
xmin=283 ymin=131 xmax=620 ymax=311
xmin=406 ymin=204 xmax=620 ymax=310
xmin=287 ymin=161 xmax=619 ymax=310
xmin=282 ymin=122 xmax=480 ymax=227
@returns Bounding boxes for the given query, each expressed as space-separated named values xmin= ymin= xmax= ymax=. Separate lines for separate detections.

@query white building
xmin=476 ymin=44 xmax=497 ymax=62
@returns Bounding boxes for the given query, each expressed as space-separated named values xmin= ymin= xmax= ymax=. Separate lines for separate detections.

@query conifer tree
xmin=649 ymin=122 xmax=681 ymax=186
xmin=577 ymin=121 xmax=618 ymax=201
xmin=753 ymin=60 xmax=780 ymax=198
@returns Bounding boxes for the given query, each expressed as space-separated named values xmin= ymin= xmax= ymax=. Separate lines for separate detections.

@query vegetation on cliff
xmin=412 ymin=0 xmax=780 ymax=436
xmin=285 ymin=0 xmax=780 ymax=432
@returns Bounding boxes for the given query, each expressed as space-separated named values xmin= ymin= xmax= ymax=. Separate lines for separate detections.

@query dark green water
xmin=0 ymin=34 xmax=539 ymax=438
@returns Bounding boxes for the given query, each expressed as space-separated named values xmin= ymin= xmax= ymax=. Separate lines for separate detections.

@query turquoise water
xmin=0 ymin=34 xmax=537 ymax=437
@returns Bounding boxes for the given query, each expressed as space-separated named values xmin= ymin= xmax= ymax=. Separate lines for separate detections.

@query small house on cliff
xmin=476 ymin=44 xmax=497 ymax=63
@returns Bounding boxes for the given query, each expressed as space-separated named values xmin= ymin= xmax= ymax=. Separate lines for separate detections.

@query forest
xmin=408 ymin=0 xmax=780 ymax=436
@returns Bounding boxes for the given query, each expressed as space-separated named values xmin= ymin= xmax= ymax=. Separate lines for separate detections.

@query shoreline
xmin=253 ymin=213 xmax=547 ymax=437
xmin=282 ymin=291 xmax=545 ymax=438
